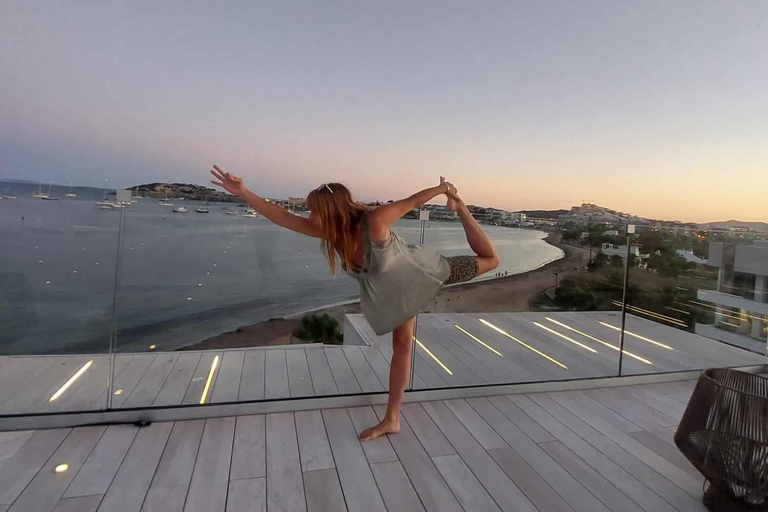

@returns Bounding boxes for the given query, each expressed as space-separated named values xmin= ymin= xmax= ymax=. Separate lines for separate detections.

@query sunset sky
xmin=1 ymin=1 xmax=766 ymax=223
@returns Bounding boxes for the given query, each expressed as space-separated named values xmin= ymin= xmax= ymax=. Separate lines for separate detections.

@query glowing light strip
xmin=199 ymin=355 xmax=219 ymax=404
xmin=688 ymin=300 xmax=763 ymax=321
xmin=50 ymin=360 xmax=93 ymax=402
xmin=612 ymin=301 xmax=688 ymax=327
xmin=454 ymin=325 xmax=503 ymax=357
xmin=598 ymin=322 xmax=674 ymax=350
xmin=414 ymin=338 xmax=453 ymax=375
xmin=664 ymin=306 xmax=691 ymax=316
xmin=721 ymin=321 xmax=741 ymax=328
xmin=612 ymin=301 xmax=687 ymax=325
xmin=544 ymin=317 xmax=652 ymax=365
xmin=479 ymin=319 xmax=567 ymax=369
xmin=533 ymin=322 xmax=597 ymax=353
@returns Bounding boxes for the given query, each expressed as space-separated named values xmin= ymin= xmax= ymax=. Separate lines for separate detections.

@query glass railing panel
xmin=112 ymin=185 xmax=414 ymax=408
xmin=618 ymin=226 xmax=766 ymax=377
xmin=409 ymin=206 xmax=622 ymax=392
xmin=0 ymin=181 xmax=119 ymax=414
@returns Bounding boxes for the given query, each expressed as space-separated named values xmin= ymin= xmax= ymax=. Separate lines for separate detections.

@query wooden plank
xmin=321 ymin=409 xmax=386 ymax=512
xmin=359 ymin=345 xmax=392 ymax=391
xmin=0 ymin=357 xmax=57 ymax=407
xmin=211 ymin=351 xmax=244 ymax=403
xmin=413 ymin=328 xmax=484 ymax=386
xmin=444 ymin=399 xmax=507 ymax=450
xmin=184 ymin=417 xmax=236 ymax=512
xmin=510 ymin=395 xmax=678 ymax=512
xmin=141 ymin=420 xmax=206 ymax=512
xmin=626 ymin=386 xmax=687 ymax=419
xmin=522 ymin=392 xmax=702 ymax=497
xmin=372 ymin=406 xmax=463 ymax=512
xmin=343 ymin=347 xmax=385 ymax=392
xmin=419 ymin=314 xmax=512 ymax=384
xmin=539 ymin=441 xmax=646 ymax=512
xmin=59 ymin=355 xmax=131 ymax=412
xmin=323 ymin=348 xmax=362 ymax=394
xmin=0 ymin=431 xmax=34 ymax=469
xmin=627 ymin=431 xmax=702 ymax=480
xmin=432 ymin=454 xmax=501 ymax=512
xmin=286 ymin=349 xmax=315 ymax=398
xmin=486 ymin=396 xmax=555 ymax=443
xmin=2 ymin=357 xmax=89 ymax=414
xmin=264 ymin=350 xmax=289 ymax=400
xmin=97 ymin=423 xmax=173 ymax=512
xmin=63 ymin=425 xmax=138 ymax=498
xmin=488 ymin=447 xmax=575 ymax=512
xmin=586 ymin=388 xmax=678 ymax=429
xmin=226 ymin=478 xmax=266 ymax=512
xmin=348 ymin=406 xmax=397 ymax=463
xmin=52 ymin=495 xmax=102 ymax=512
xmin=371 ymin=461 xmax=425 ymax=512
xmin=400 ymin=403 xmax=455 ymax=457
xmin=182 ymin=352 xmax=221 ymax=405
xmin=410 ymin=353 xmax=448 ymax=389
xmin=152 ymin=353 xmax=201 ymax=407
xmin=467 ymin=397 xmax=612 ymax=512
xmin=123 ymin=354 xmax=179 ymax=408
xmin=295 ymin=411 xmax=334 ymax=472
xmin=9 ymin=426 xmax=105 ymax=512
xmin=303 ymin=469 xmax=347 ymax=512
xmin=421 ymin=401 xmax=538 ymax=512
xmin=526 ymin=393 xmax=604 ymax=440
xmin=549 ymin=390 xmax=643 ymax=433
xmin=304 ymin=348 xmax=338 ymax=396
xmin=0 ymin=428 xmax=70 ymax=505
xmin=585 ymin=434 xmax=706 ymax=512
xmin=266 ymin=413 xmax=305 ymax=512
xmin=109 ymin=354 xmax=157 ymax=408
xmin=230 ymin=415 xmax=266 ymax=480
xmin=238 ymin=350 xmax=265 ymax=401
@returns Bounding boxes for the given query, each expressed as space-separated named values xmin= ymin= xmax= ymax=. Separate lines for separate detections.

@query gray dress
xmin=346 ymin=215 xmax=450 ymax=335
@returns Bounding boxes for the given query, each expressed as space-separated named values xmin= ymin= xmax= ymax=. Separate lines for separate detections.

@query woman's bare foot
xmin=360 ymin=417 xmax=400 ymax=441
xmin=446 ymin=189 xmax=463 ymax=212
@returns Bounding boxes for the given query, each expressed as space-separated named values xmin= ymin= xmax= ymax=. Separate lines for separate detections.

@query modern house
xmin=695 ymin=241 xmax=768 ymax=353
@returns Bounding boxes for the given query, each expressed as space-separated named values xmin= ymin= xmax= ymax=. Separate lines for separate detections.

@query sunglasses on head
xmin=317 ymin=183 xmax=334 ymax=194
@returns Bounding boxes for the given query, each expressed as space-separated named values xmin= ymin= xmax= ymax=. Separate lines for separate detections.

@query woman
xmin=210 ymin=165 xmax=498 ymax=441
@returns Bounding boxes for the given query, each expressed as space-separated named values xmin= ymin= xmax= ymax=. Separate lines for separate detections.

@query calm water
xmin=0 ymin=183 xmax=563 ymax=354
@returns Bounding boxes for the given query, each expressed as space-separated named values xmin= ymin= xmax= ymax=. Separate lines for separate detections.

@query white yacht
xmin=173 ymin=206 xmax=188 ymax=213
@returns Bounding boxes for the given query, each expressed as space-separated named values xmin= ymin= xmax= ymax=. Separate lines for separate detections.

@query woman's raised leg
xmin=360 ymin=316 xmax=415 ymax=441
xmin=451 ymin=193 xmax=499 ymax=275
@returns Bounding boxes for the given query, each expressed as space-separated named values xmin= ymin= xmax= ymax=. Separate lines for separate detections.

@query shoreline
xmin=180 ymin=231 xmax=588 ymax=351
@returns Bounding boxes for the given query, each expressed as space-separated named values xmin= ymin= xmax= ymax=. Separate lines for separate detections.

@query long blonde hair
xmin=306 ymin=183 xmax=368 ymax=274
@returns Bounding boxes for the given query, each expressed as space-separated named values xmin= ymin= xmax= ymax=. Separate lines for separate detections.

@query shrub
xmin=294 ymin=313 xmax=343 ymax=344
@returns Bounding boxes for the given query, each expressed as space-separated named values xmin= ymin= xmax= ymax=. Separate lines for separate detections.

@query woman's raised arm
xmin=367 ymin=177 xmax=454 ymax=241
xmin=210 ymin=165 xmax=321 ymax=238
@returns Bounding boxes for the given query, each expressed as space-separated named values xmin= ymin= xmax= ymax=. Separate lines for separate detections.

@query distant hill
xmin=515 ymin=209 xmax=569 ymax=219
xmin=699 ymin=220 xmax=768 ymax=232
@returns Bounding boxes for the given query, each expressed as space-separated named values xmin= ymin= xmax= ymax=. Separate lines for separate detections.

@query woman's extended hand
xmin=210 ymin=165 xmax=246 ymax=197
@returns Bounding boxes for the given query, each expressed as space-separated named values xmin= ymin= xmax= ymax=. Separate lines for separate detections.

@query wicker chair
xmin=675 ymin=369 xmax=768 ymax=511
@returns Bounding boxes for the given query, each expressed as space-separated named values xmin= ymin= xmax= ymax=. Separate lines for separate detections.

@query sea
xmin=0 ymin=181 xmax=563 ymax=355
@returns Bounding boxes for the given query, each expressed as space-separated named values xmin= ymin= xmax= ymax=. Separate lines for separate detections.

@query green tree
xmin=609 ymin=254 xmax=624 ymax=267
xmin=593 ymin=252 xmax=609 ymax=267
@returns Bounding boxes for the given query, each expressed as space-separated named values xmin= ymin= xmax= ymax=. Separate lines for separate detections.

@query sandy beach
xmin=181 ymin=232 xmax=589 ymax=350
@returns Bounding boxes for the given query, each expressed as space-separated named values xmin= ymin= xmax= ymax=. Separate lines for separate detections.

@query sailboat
xmin=33 ymin=181 xmax=48 ymax=199
xmin=159 ymin=190 xmax=173 ymax=206
xmin=65 ymin=182 xmax=77 ymax=198
xmin=41 ymin=182 xmax=59 ymax=200
xmin=96 ymin=189 xmax=113 ymax=206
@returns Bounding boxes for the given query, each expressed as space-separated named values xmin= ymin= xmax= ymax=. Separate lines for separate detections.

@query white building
xmin=600 ymin=242 xmax=641 ymax=258
xmin=695 ymin=242 xmax=767 ymax=353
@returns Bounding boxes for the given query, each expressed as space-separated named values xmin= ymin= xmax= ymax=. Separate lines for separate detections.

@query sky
xmin=1 ymin=1 xmax=767 ymax=223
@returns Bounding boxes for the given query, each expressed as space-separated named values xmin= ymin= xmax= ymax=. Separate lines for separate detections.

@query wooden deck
xmin=0 ymin=312 xmax=763 ymax=416
xmin=3 ymin=375 xmax=759 ymax=512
